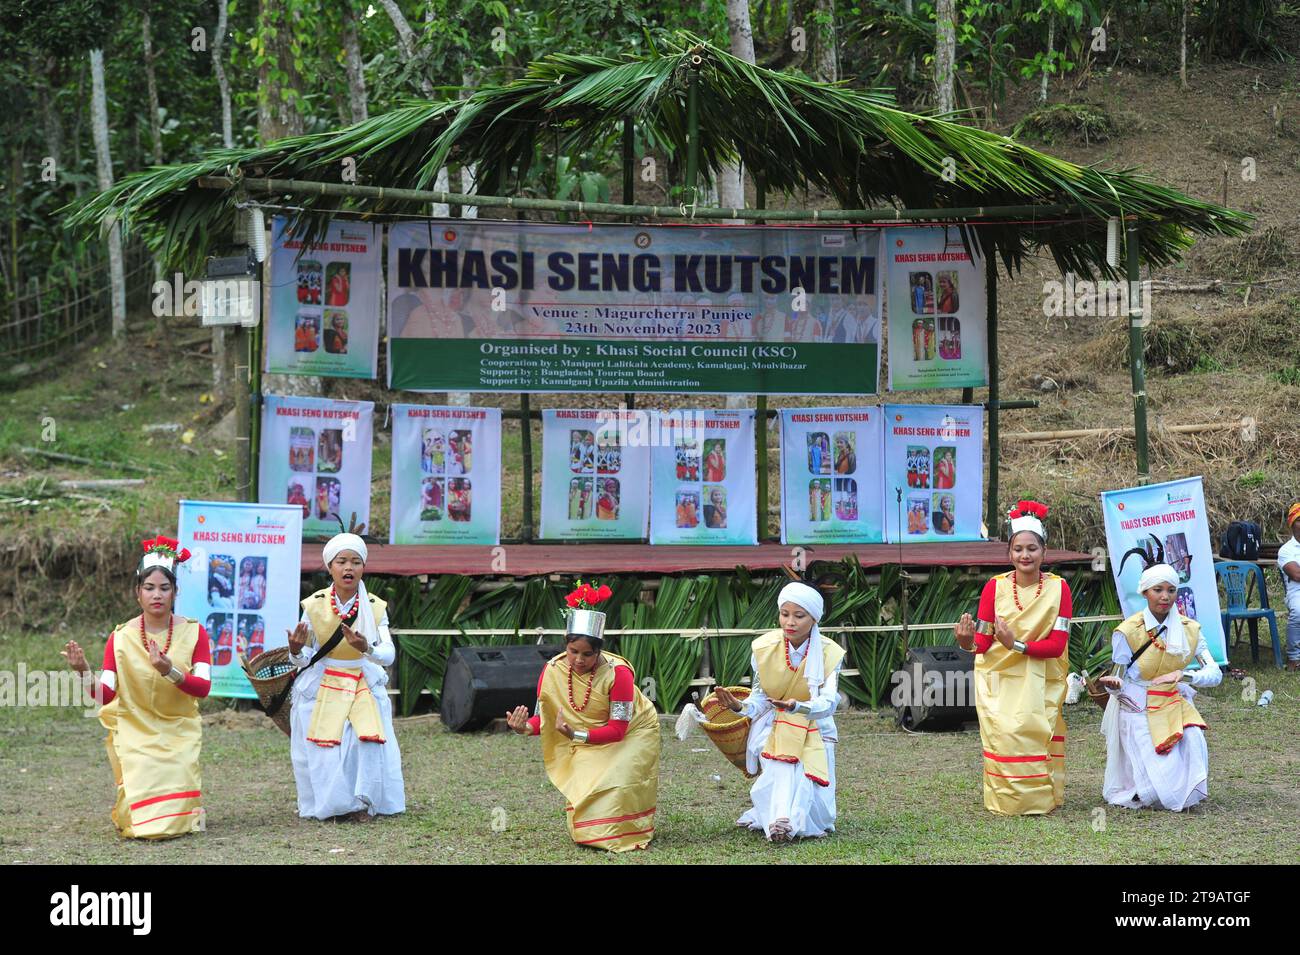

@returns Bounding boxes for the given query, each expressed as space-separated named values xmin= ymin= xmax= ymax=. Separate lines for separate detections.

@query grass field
xmin=2 ymin=628 xmax=1297 ymax=865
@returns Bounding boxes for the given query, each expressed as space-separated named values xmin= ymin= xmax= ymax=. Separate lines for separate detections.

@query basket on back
xmin=697 ymin=686 xmax=756 ymax=777
xmin=239 ymin=647 xmax=296 ymax=736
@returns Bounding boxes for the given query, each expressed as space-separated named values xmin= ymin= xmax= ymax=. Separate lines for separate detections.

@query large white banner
xmin=649 ymin=409 xmax=757 ymax=545
xmin=779 ymin=407 xmax=885 ymax=544
xmin=882 ymin=404 xmax=984 ymax=542
xmin=1100 ymin=477 xmax=1227 ymax=664
xmin=884 ymin=226 xmax=987 ymax=391
xmin=267 ymin=217 xmax=381 ymax=378
xmin=539 ymin=409 xmax=650 ymax=540
xmin=389 ymin=404 xmax=502 ymax=544
xmin=176 ymin=500 xmax=303 ymax=699
xmin=259 ymin=394 xmax=373 ymax=539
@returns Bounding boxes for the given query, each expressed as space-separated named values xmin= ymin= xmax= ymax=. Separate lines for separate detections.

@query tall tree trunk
xmin=213 ymin=0 xmax=234 ymax=148
xmin=904 ymin=0 xmax=916 ymax=82
xmin=813 ymin=0 xmax=837 ymax=82
xmin=258 ymin=0 xmax=317 ymax=398
xmin=1040 ymin=16 xmax=1054 ymax=103
xmin=718 ymin=0 xmax=755 ymax=219
xmin=89 ymin=49 xmax=126 ymax=339
xmin=1180 ymin=0 xmax=1189 ymax=90
xmin=37 ymin=56 xmax=63 ymax=172
xmin=71 ymin=63 xmax=85 ymax=195
xmin=143 ymin=13 xmax=163 ymax=164
xmin=342 ymin=6 xmax=368 ymax=123
xmin=211 ymin=0 xmax=234 ymax=400
xmin=380 ymin=0 xmax=433 ymax=95
xmin=934 ymin=0 xmax=956 ymax=114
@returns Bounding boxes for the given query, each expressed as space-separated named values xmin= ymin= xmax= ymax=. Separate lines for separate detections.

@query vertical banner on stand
xmin=176 ymin=500 xmax=302 ymax=699
xmin=884 ymin=226 xmax=987 ymax=390
xmin=266 ymin=217 xmax=381 ymax=378
xmin=779 ymin=407 xmax=884 ymax=544
xmin=539 ymin=409 xmax=650 ymax=540
xmin=883 ymin=404 xmax=984 ymax=542
xmin=1101 ymin=477 xmax=1227 ymax=665
xmin=649 ymin=409 xmax=757 ymax=545
xmin=258 ymin=394 xmax=373 ymax=539
xmin=389 ymin=404 xmax=502 ymax=544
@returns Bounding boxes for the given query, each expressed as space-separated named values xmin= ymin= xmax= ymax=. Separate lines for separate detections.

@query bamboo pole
xmin=520 ymin=392 xmax=534 ymax=541
xmin=984 ymin=251 xmax=1000 ymax=534
xmin=1004 ymin=419 xmax=1247 ymax=442
xmin=197 ymin=176 xmax=1079 ymax=224
xmin=755 ymin=175 xmax=768 ymax=540
xmin=685 ymin=66 xmax=700 ymax=206
xmin=1125 ymin=218 xmax=1150 ymax=483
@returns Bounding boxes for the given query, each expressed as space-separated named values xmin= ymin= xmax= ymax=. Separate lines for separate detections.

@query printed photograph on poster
xmin=650 ymin=410 xmax=756 ymax=545
xmin=882 ymin=404 xmax=984 ymax=542
xmin=389 ymin=405 xmax=502 ymax=544
xmin=176 ymin=501 xmax=303 ymax=699
xmin=779 ymin=408 xmax=884 ymax=544
xmin=259 ymin=395 xmax=373 ymax=539
xmin=387 ymin=220 xmax=880 ymax=396
xmin=885 ymin=227 xmax=988 ymax=391
xmin=1100 ymin=477 xmax=1227 ymax=664
xmin=268 ymin=217 xmax=380 ymax=379
xmin=539 ymin=409 xmax=649 ymax=540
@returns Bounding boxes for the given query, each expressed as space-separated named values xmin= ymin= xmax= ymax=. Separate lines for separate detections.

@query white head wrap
xmin=1008 ymin=514 xmax=1046 ymax=542
xmin=323 ymin=533 xmax=367 ymax=568
xmin=1137 ymin=563 xmax=1188 ymax=657
xmin=778 ymin=582 xmax=827 ymax=695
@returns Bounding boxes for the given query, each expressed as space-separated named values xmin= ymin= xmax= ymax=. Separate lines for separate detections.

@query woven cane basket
xmin=240 ymin=647 xmax=296 ymax=736
xmin=1084 ymin=674 xmax=1111 ymax=711
xmin=698 ymin=686 xmax=756 ymax=778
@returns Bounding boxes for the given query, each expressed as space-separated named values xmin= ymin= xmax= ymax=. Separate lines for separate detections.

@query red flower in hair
xmin=1009 ymin=500 xmax=1049 ymax=520
xmin=563 ymin=579 xmax=612 ymax=613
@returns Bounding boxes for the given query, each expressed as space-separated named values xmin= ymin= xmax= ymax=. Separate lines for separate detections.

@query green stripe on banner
xmin=390 ymin=338 xmax=878 ymax=394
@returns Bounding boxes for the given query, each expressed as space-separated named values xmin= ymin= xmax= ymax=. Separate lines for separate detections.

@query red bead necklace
xmin=567 ymin=662 xmax=597 ymax=712
xmin=783 ymin=636 xmax=799 ymax=671
xmin=1011 ymin=572 xmax=1044 ymax=611
xmin=329 ymin=585 xmax=359 ymax=624
xmin=139 ymin=612 xmax=174 ymax=654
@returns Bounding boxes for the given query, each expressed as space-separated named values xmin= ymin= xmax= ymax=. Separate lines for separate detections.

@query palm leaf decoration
xmin=708 ymin=566 xmax=784 ymax=687
xmin=377 ymin=573 xmax=475 ymax=715
xmin=66 ymin=34 xmax=1251 ymax=279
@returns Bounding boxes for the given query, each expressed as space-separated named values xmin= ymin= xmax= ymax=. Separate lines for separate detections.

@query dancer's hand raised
xmin=954 ymin=613 xmax=976 ymax=650
xmin=505 ymin=705 xmax=530 ymax=734
xmin=286 ymin=621 xmax=310 ymax=654
xmin=61 ymin=640 xmax=89 ymax=674
xmin=714 ymin=686 xmax=743 ymax=713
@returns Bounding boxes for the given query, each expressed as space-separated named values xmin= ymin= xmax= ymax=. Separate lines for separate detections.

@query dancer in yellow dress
xmin=955 ymin=501 xmax=1072 ymax=815
xmin=62 ymin=536 xmax=210 ymax=838
xmin=506 ymin=583 xmax=659 ymax=851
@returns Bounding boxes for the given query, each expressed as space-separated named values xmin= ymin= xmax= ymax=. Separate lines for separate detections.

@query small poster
xmin=1101 ymin=477 xmax=1227 ymax=664
xmin=176 ymin=500 xmax=302 ymax=699
xmin=882 ymin=404 xmax=984 ymax=542
xmin=259 ymin=394 xmax=373 ymax=539
xmin=539 ymin=409 xmax=650 ymax=540
xmin=649 ymin=409 xmax=757 ymax=545
xmin=267 ymin=217 xmax=381 ymax=378
xmin=389 ymin=404 xmax=502 ymax=544
xmin=885 ymin=226 xmax=987 ymax=391
xmin=779 ymin=407 xmax=885 ymax=544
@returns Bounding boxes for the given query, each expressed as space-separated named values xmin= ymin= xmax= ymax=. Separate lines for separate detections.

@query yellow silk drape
xmin=1115 ymin=612 xmax=1207 ymax=754
xmin=539 ymin=652 xmax=659 ymax=852
xmin=975 ymin=573 xmax=1067 ymax=815
xmin=99 ymin=618 xmax=203 ymax=839
xmin=752 ymin=630 xmax=845 ymax=786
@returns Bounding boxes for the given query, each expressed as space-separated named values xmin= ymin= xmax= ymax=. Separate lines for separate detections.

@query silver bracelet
xmin=1012 ymin=639 xmax=1028 ymax=654
xmin=165 ymin=666 xmax=184 ymax=685
xmin=573 ymin=729 xmax=589 ymax=743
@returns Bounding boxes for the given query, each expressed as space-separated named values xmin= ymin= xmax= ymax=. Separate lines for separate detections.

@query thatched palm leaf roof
xmin=66 ymin=34 xmax=1251 ymax=277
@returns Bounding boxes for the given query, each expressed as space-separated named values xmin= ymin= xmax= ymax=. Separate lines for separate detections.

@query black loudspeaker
xmin=439 ymin=644 xmax=565 ymax=732
xmin=893 ymin=644 xmax=977 ymax=731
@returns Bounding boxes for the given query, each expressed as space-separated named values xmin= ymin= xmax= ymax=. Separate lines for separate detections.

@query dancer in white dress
xmin=1098 ymin=563 xmax=1221 ymax=811
xmin=714 ymin=582 xmax=844 ymax=841
xmin=286 ymin=533 xmax=405 ymax=821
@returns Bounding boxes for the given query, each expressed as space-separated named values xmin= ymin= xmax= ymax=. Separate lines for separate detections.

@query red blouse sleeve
xmin=1024 ymin=579 xmax=1071 ymax=659
xmin=526 ymin=665 xmax=545 ymax=736
xmin=175 ymin=626 xmax=212 ymax=697
xmin=584 ymin=665 xmax=634 ymax=744
xmin=96 ymin=632 xmax=118 ymax=705
xmin=973 ymin=578 xmax=997 ymax=654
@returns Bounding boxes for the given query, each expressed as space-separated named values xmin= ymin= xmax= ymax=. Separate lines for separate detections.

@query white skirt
xmin=289 ymin=659 xmax=406 ymax=819
xmin=1102 ymin=683 xmax=1208 ymax=812
xmin=736 ymin=742 xmax=837 ymax=839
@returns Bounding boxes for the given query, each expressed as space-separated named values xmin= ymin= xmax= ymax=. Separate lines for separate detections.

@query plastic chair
xmin=1215 ymin=560 xmax=1283 ymax=668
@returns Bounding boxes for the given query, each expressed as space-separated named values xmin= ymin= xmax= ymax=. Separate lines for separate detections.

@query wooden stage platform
xmin=302 ymin=541 xmax=1094 ymax=577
